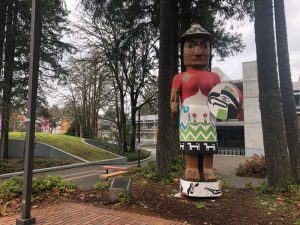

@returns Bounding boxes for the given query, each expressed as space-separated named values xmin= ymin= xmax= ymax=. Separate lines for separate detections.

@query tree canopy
xmin=0 ymin=0 xmax=74 ymax=158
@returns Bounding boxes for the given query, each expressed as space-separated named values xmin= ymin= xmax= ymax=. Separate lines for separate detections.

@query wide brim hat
xmin=179 ymin=24 xmax=213 ymax=42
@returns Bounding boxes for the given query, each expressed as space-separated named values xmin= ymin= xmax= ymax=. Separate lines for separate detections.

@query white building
xmin=137 ymin=61 xmax=300 ymax=156
xmin=137 ymin=114 xmax=158 ymax=145
xmin=242 ymin=61 xmax=264 ymax=156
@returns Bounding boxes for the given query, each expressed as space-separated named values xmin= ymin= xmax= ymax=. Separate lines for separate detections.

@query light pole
xmin=16 ymin=0 xmax=42 ymax=224
xmin=137 ymin=107 xmax=141 ymax=167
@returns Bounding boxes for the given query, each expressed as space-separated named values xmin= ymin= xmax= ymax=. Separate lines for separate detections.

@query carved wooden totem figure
xmin=171 ymin=25 xmax=242 ymax=197
xmin=171 ymin=24 xmax=220 ymax=183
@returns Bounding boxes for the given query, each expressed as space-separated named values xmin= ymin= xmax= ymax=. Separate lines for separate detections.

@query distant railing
xmin=217 ymin=148 xmax=245 ymax=156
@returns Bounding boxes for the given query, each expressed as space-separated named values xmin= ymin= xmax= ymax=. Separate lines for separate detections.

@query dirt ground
xmin=1 ymin=182 xmax=299 ymax=224
xmin=70 ymin=183 xmax=300 ymax=225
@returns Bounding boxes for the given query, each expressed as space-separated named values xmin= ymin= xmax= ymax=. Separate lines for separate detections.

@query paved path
xmin=0 ymin=147 xmax=155 ymax=190
xmin=41 ymin=146 xmax=155 ymax=190
xmin=0 ymin=202 xmax=188 ymax=225
xmin=0 ymin=146 xmax=264 ymax=189
xmin=214 ymin=155 xmax=266 ymax=188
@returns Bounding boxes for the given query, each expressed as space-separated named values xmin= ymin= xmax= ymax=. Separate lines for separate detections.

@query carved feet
xmin=203 ymin=169 xmax=217 ymax=182
xmin=184 ymin=153 xmax=200 ymax=181
xmin=184 ymin=153 xmax=216 ymax=182
xmin=185 ymin=168 xmax=200 ymax=181
xmin=203 ymin=154 xmax=216 ymax=182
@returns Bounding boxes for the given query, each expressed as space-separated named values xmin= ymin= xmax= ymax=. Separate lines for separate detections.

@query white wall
xmin=242 ymin=61 xmax=265 ymax=156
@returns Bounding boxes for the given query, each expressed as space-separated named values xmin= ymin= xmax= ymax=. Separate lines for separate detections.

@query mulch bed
xmin=1 ymin=181 xmax=299 ymax=224
xmin=0 ymin=189 xmax=68 ymax=217
xmin=70 ymin=183 xmax=299 ymax=225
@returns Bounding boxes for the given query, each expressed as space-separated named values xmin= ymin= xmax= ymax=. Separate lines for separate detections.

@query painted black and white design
xmin=180 ymin=179 xmax=222 ymax=197
xmin=208 ymin=83 xmax=241 ymax=121
xmin=204 ymin=187 xmax=222 ymax=195
xmin=179 ymin=141 xmax=219 ymax=153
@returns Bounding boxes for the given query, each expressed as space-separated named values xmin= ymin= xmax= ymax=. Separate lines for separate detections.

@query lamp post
xmin=137 ymin=107 xmax=141 ymax=167
xmin=16 ymin=0 xmax=42 ymax=224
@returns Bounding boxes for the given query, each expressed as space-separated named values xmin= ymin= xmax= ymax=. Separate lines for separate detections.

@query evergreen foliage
xmin=0 ymin=0 xmax=74 ymax=158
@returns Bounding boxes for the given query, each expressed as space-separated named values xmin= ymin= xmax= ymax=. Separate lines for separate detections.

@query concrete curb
xmin=128 ymin=150 xmax=152 ymax=164
xmin=0 ymin=141 xmax=154 ymax=180
xmin=82 ymin=139 xmax=123 ymax=158
xmin=0 ymin=157 xmax=127 ymax=179
xmin=83 ymin=140 xmax=153 ymax=164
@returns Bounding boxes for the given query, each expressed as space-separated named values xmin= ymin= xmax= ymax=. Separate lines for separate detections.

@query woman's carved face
xmin=183 ymin=37 xmax=210 ymax=68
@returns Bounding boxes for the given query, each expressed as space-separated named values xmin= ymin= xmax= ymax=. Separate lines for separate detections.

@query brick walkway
xmin=0 ymin=202 xmax=188 ymax=225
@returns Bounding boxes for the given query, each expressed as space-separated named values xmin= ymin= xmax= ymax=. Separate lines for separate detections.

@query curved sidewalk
xmin=214 ymin=155 xmax=266 ymax=187
xmin=1 ymin=202 xmax=188 ymax=225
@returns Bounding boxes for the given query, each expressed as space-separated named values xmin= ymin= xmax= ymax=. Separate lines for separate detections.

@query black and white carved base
xmin=180 ymin=179 xmax=222 ymax=197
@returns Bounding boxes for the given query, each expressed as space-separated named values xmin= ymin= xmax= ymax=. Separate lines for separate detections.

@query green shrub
xmin=126 ymin=154 xmax=185 ymax=184
xmin=235 ymin=154 xmax=267 ymax=178
xmin=125 ymin=150 xmax=151 ymax=162
xmin=126 ymin=161 xmax=159 ymax=183
xmin=93 ymin=181 xmax=111 ymax=190
xmin=256 ymin=182 xmax=274 ymax=194
xmin=118 ymin=192 xmax=133 ymax=204
xmin=195 ymin=202 xmax=206 ymax=209
xmin=0 ymin=175 xmax=78 ymax=201
xmin=0 ymin=176 xmax=23 ymax=200
xmin=32 ymin=176 xmax=78 ymax=193
xmin=170 ymin=154 xmax=185 ymax=178
xmin=0 ymin=160 xmax=15 ymax=174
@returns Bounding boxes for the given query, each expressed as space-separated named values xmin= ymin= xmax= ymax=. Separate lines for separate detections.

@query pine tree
xmin=274 ymin=0 xmax=300 ymax=184
xmin=254 ymin=0 xmax=292 ymax=187
xmin=0 ymin=0 xmax=73 ymax=159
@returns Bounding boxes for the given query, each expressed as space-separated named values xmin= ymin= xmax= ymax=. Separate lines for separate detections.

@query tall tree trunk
xmin=0 ymin=1 xmax=8 ymax=77
xmin=114 ymin=87 xmax=122 ymax=154
xmin=274 ymin=0 xmax=300 ymax=184
xmin=254 ymin=0 xmax=292 ymax=187
xmin=81 ymin=85 xmax=87 ymax=138
xmin=119 ymin=91 xmax=127 ymax=153
xmin=79 ymin=121 xmax=84 ymax=138
xmin=129 ymin=88 xmax=137 ymax=152
xmin=1 ymin=0 xmax=18 ymax=159
xmin=91 ymin=72 xmax=98 ymax=139
xmin=156 ymin=0 xmax=178 ymax=178
xmin=130 ymin=93 xmax=137 ymax=152
xmin=178 ymin=0 xmax=191 ymax=34
xmin=91 ymin=109 xmax=97 ymax=139
xmin=74 ymin=117 xmax=79 ymax=137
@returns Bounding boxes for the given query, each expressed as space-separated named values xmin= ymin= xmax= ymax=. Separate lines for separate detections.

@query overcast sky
xmin=64 ymin=0 xmax=300 ymax=81
xmin=213 ymin=1 xmax=300 ymax=81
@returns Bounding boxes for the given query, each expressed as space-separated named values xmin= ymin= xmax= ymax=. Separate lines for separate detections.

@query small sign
xmin=111 ymin=177 xmax=131 ymax=189
xmin=109 ymin=177 xmax=132 ymax=203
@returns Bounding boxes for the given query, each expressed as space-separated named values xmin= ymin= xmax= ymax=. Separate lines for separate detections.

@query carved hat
xmin=179 ymin=24 xmax=213 ymax=42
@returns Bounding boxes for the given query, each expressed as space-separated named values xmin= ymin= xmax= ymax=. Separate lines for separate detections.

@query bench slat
xmin=100 ymin=171 xmax=128 ymax=179
xmin=102 ymin=166 xmax=129 ymax=171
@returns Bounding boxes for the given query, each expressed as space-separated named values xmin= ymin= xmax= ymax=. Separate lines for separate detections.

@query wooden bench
xmin=100 ymin=171 xmax=128 ymax=180
xmin=100 ymin=166 xmax=129 ymax=180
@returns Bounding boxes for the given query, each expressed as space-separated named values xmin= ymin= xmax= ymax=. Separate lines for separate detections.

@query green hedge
xmin=0 ymin=175 xmax=78 ymax=201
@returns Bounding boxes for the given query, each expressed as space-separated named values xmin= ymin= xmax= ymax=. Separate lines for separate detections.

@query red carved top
xmin=172 ymin=67 xmax=221 ymax=102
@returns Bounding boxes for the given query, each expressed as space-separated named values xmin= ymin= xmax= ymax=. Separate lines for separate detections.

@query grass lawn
xmin=88 ymin=141 xmax=151 ymax=162
xmin=9 ymin=132 xmax=118 ymax=162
